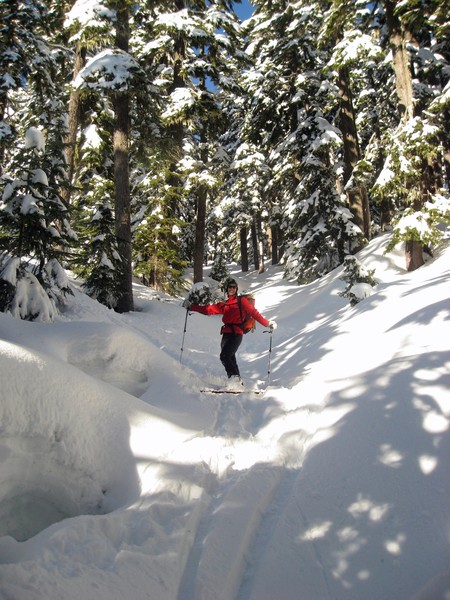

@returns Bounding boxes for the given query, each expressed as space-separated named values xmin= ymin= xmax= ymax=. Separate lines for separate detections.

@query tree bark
xmin=62 ymin=43 xmax=86 ymax=206
xmin=442 ymin=108 xmax=450 ymax=190
xmin=337 ymin=66 xmax=370 ymax=243
xmin=240 ymin=226 xmax=249 ymax=272
xmin=384 ymin=0 xmax=424 ymax=270
xmin=384 ymin=0 xmax=414 ymax=122
xmin=113 ymin=0 xmax=133 ymax=312
xmin=251 ymin=220 xmax=259 ymax=271
xmin=270 ymin=223 xmax=279 ymax=265
xmin=193 ymin=180 xmax=207 ymax=282
xmin=193 ymin=102 xmax=208 ymax=283
xmin=256 ymin=214 xmax=265 ymax=274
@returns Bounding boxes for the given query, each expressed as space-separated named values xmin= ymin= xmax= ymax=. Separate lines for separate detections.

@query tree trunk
xmin=256 ymin=214 xmax=265 ymax=274
xmin=193 ymin=96 xmax=208 ymax=283
xmin=384 ymin=0 xmax=414 ymax=122
xmin=62 ymin=43 xmax=86 ymax=206
xmin=193 ymin=182 xmax=207 ymax=283
xmin=338 ymin=66 xmax=370 ymax=243
xmin=240 ymin=226 xmax=249 ymax=272
xmin=443 ymin=108 xmax=450 ymax=190
xmin=157 ymin=5 xmax=185 ymax=289
xmin=384 ymin=0 xmax=424 ymax=270
xmin=0 ymin=94 xmax=5 ymax=175
xmin=251 ymin=220 xmax=259 ymax=271
xmin=270 ymin=223 xmax=279 ymax=265
xmin=113 ymin=0 xmax=133 ymax=312
xmin=405 ymin=240 xmax=423 ymax=271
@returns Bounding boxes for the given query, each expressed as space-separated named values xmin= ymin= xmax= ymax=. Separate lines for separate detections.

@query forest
xmin=0 ymin=0 xmax=449 ymax=319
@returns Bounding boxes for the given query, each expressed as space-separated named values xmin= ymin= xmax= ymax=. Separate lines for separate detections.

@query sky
xmin=0 ymin=231 xmax=449 ymax=599
xmin=234 ymin=0 xmax=254 ymax=20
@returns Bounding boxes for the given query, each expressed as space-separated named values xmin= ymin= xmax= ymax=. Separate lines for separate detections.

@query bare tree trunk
xmin=270 ymin=223 xmax=279 ymax=265
xmin=240 ymin=226 xmax=249 ymax=272
xmin=384 ymin=0 xmax=423 ymax=270
xmin=338 ymin=66 xmax=371 ymax=243
xmin=0 ymin=95 xmax=6 ymax=176
xmin=256 ymin=215 xmax=265 ymax=274
xmin=251 ymin=220 xmax=259 ymax=271
xmin=442 ymin=108 xmax=450 ymax=189
xmin=62 ymin=43 xmax=86 ymax=206
xmin=193 ymin=96 xmax=208 ymax=283
xmin=193 ymin=179 xmax=207 ymax=282
xmin=384 ymin=0 xmax=414 ymax=121
xmin=113 ymin=0 xmax=133 ymax=312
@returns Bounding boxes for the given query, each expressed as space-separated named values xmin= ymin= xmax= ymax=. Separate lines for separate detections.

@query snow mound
xmin=0 ymin=337 xmax=142 ymax=542
xmin=0 ymin=234 xmax=449 ymax=599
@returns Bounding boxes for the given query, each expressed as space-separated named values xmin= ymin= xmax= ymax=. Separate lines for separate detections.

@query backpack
xmin=237 ymin=293 xmax=256 ymax=334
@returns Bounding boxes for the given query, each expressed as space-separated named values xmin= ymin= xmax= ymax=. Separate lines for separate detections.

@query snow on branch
xmin=74 ymin=49 xmax=142 ymax=92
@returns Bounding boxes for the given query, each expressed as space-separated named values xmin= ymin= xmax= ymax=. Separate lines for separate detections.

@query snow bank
xmin=0 ymin=233 xmax=449 ymax=600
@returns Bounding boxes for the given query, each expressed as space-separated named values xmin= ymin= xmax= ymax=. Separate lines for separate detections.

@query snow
xmin=0 ymin=233 xmax=449 ymax=600
xmin=24 ymin=127 xmax=45 ymax=152
xmin=82 ymin=124 xmax=103 ymax=151
xmin=162 ymin=88 xmax=197 ymax=120
xmin=329 ymin=30 xmax=382 ymax=67
xmin=395 ymin=211 xmax=431 ymax=236
xmin=74 ymin=49 xmax=140 ymax=92
xmin=64 ymin=0 xmax=115 ymax=30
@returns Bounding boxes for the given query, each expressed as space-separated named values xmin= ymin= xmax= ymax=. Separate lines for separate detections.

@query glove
xmin=182 ymin=298 xmax=192 ymax=309
xmin=268 ymin=320 xmax=277 ymax=330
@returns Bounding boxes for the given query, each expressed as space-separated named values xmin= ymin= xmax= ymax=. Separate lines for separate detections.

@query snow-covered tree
xmin=209 ymin=251 xmax=230 ymax=281
xmin=0 ymin=1 xmax=75 ymax=320
xmin=369 ymin=0 xmax=450 ymax=270
xmin=0 ymin=127 xmax=74 ymax=319
xmin=339 ymin=254 xmax=377 ymax=306
xmin=141 ymin=1 xmax=245 ymax=284
xmin=240 ymin=0 xmax=363 ymax=282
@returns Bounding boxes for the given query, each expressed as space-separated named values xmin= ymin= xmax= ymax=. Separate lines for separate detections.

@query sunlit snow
xmin=0 ymin=233 xmax=449 ymax=600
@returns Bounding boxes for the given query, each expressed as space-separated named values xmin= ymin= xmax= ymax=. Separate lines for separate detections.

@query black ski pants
xmin=220 ymin=333 xmax=243 ymax=378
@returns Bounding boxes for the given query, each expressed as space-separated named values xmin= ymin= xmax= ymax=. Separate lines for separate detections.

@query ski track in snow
xmin=176 ymin=388 xmax=327 ymax=600
xmin=56 ymin=324 xmax=333 ymax=600
xmin=68 ymin=327 xmax=309 ymax=600
xmin=235 ymin=468 xmax=301 ymax=600
xmin=177 ymin=460 xmax=285 ymax=600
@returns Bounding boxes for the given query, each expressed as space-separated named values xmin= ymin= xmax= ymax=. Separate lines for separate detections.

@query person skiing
xmin=183 ymin=277 xmax=277 ymax=389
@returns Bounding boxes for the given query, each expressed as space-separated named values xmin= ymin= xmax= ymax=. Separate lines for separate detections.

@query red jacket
xmin=191 ymin=295 xmax=269 ymax=335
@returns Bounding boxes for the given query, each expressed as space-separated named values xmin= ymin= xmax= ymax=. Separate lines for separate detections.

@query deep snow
xmin=0 ymin=233 xmax=449 ymax=600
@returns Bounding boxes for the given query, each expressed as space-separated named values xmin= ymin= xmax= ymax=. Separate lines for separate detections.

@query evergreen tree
xmin=339 ymin=255 xmax=377 ymax=306
xmin=1 ymin=0 xmax=448 ymax=318
xmin=209 ymin=251 xmax=229 ymax=281
xmin=0 ymin=0 xmax=75 ymax=320
xmin=242 ymin=0 xmax=361 ymax=282
xmin=141 ymin=0 xmax=245 ymax=284
xmin=370 ymin=0 xmax=450 ymax=270
xmin=68 ymin=0 xmax=145 ymax=309
xmin=320 ymin=2 xmax=382 ymax=243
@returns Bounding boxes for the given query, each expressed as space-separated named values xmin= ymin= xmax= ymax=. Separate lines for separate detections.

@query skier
xmin=183 ymin=277 xmax=277 ymax=389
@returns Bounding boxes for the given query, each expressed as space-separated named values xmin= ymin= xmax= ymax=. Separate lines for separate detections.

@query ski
xmin=200 ymin=388 xmax=264 ymax=395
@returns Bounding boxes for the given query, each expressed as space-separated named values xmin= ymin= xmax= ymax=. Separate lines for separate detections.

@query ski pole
xmin=264 ymin=329 xmax=273 ymax=385
xmin=180 ymin=308 xmax=189 ymax=364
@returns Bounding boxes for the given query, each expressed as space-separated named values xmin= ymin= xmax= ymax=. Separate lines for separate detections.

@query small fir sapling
xmin=185 ymin=281 xmax=222 ymax=306
xmin=210 ymin=253 xmax=230 ymax=282
xmin=340 ymin=256 xmax=378 ymax=306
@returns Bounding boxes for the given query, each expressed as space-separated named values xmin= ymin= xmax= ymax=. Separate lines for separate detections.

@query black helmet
xmin=224 ymin=277 xmax=238 ymax=292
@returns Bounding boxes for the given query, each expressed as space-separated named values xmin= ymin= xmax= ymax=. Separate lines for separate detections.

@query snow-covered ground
xmin=0 ymin=233 xmax=449 ymax=600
